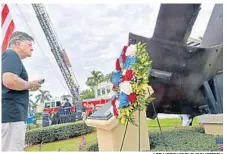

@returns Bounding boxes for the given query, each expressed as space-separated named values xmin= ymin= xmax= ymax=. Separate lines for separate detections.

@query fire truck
xmin=81 ymin=81 xmax=113 ymax=115
xmin=43 ymin=97 xmax=76 ymax=115
xmin=82 ymin=98 xmax=110 ymax=115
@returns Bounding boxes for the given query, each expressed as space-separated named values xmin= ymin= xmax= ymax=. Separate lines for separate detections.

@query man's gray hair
xmin=8 ymin=31 xmax=34 ymax=48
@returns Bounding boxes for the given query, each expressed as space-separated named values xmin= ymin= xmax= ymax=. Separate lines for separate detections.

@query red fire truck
xmin=43 ymin=99 xmax=75 ymax=115
xmin=81 ymin=98 xmax=110 ymax=115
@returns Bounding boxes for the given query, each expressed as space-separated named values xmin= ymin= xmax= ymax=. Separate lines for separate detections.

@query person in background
xmin=31 ymin=109 xmax=37 ymax=125
xmin=92 ymin=104 xmax=97 ymax=113
xmin=2 ymin=31 xmax=41 ymax=151
xmin=58 ymin=103 xmax=64 ymax=114
xmin=63 ymin=98 xmax=71 ymax=114
xmin=81 ymin=103 xmax=87 ymax=120
xmin=70 ymin=105 xmax=76 ymax=113
xmin=42 ymin=111 xmax=51 ymax=127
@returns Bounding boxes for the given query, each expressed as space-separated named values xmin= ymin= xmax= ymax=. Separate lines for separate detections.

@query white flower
xmin=122 ymin=69 xmax=126 ymax=75
xmin=115 ymin=99 xmax=119 ymax=108
xmin=120 ymin=61 xmax=123 ymax=69
xmin=110 ymin=106 xmax=114 ymax=115
xmin=111 ymin=99 xmax=120 ymax=116
xmin=125 ymin=44 xmax=136 ymax=57
xmin=119 ymin=81 xmax=132 ymax=95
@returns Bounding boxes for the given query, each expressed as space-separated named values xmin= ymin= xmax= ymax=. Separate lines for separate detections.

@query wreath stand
xmin=85 ymin=86 xmax=154 ymax=151
xmin=86 ymin=109 xmax=150 ymax=151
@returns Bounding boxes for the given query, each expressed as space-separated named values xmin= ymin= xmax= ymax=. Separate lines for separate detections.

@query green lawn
xmin=147 ymin=117 xmax=199 ymax=128
xmin=24 ymin=117 xmax=203 ymax=152
xmin=25 ymin=132 xmax=97 ymax=151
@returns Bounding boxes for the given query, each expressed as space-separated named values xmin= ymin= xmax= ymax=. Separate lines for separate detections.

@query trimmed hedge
xmin=87 ymin=143 xmax=99 ymax=151
xmin=25 ymin=121 xmax=94 ymax=145
xmin=149 ymin=127 xmax=220 ymax=151
xmin=87 ymin=127 xmax=221 ymax=151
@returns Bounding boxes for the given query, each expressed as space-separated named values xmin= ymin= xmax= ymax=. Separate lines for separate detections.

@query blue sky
xmin=8 ymin=3 xmax=215 ymax=97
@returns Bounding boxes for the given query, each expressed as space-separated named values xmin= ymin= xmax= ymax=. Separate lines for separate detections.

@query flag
xmin=2 ymin=4 xmax=15 ymax=51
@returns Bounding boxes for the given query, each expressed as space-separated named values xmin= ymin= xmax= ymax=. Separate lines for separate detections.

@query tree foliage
xmin=35 ymin=89 xmax=52 ymax=104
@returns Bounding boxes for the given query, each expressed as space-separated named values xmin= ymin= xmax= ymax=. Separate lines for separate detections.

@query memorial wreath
xmin=111 ymin=42 xmax=154 ymax=125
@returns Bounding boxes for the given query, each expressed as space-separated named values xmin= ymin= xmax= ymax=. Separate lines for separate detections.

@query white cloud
xmin=7 ymin=3 xmax=215 ymax=97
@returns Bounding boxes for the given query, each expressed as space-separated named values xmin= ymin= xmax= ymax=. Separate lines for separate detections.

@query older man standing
xmin=2 ymin=31 xmax=42 ymax=151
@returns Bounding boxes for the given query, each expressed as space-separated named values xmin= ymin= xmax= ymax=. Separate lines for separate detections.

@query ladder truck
xmin=32 ymin=4 xmax=81 ymax=111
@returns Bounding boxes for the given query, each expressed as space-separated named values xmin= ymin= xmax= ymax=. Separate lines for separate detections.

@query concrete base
xmin=197 ymin=114 xmax=223 ymax=136
xmin=86 ymin=110 xmax=150 ymax=151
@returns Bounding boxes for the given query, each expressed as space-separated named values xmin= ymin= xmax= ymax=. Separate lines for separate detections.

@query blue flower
xmin=112 ymin=71 xmax=121 ymax=86
xmin=123 ymin=56 xmax=137 ymax=69
xmin=119 ymin=92 xmax=130 ymax=108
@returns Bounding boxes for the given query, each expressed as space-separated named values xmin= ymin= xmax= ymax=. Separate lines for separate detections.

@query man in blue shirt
xmin=2 ymin=31 xmax=42 ymax=151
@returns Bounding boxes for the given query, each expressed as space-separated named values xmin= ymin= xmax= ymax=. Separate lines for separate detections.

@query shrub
xmin=87 ymin=143 xmax=99 ymax=151
xmin=149 ymin=127 xmax=219 ymax=151
xmin=191 ymin=126 xmax=205 ymax=133
xmin=25 ymin=121 xmax=94 ymax=145
xmin=86 ymin=127 xmax=220 ymax=151
xmin=36 ymin=112 xmax=42 ymax=120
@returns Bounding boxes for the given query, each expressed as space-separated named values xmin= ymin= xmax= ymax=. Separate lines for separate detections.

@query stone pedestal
xmin=85 ymin=110 xmax=150 ymax=151
xmin=198 ymin=114 xmax=223 ymax=136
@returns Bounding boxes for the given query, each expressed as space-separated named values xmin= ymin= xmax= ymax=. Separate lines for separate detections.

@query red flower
xmin=113 ymin=108 xmax=118 ymax=116
xmin=128 ymin=93 xmax=137 ymax=103
xmin=112 ymin=85 xmax=117 ymax=91
xmin=122 ymin=54 xmax=126 ymax=63
xmin=121 ymin=75 xmax=126 ymax=82
xmin=121 ymin=45 xmax=127 ymax=63
xmin=124 ymin=69 xmax=133 ymax=81
xmin=121 ymin=69 xmax=133 ymax=82
xmin=123 ymin=45 xmax=128 ymax=54
xmin=115 ymin=59 xmax=121 ymax=71
xmin=111 ymin=97 xmax=118 ymax=116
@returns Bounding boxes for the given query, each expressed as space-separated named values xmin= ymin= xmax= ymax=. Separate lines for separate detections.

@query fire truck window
xmin=51 ymin=102 xmax=55 ymax=108
xmin=107 ymin=86 xmax=111 ymax=93
xmin=102 ymin=88 xmax=106 ymax=95
xmin=45 ymin=102 xmax=50 ymax=108
xmin=56 ymin=101 xmax=61 ymax=107
xmin=97 ymin=89 xmax=101 ymax=96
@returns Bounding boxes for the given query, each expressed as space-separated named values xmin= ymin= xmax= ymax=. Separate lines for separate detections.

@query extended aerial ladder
xmin=32 ymin=4 xmax=81 ymax=110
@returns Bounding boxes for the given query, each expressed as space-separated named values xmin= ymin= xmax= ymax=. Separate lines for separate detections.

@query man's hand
xmin=2 ymin=72 xmax=42 ymax=91
xmin=28 ymin=80 xmax=41 ymax=91
xmin=3 ymin=73 xmax=41 ymax=91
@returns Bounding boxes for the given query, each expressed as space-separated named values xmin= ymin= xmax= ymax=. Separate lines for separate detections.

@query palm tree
xmin=104 ymin=72 xmax=113 ymax=82
xmin=85 ymin=70 xmax=104 ymax=91
xmin=80 ymin=89 xmax=95 ymax=99
xmin=35 ymin=89 xmax=52 ymax=105
xmin=28 ymin=94 xmax=38 ymax=112
xmin=30 ymin=99 xmax=38 ymax=111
